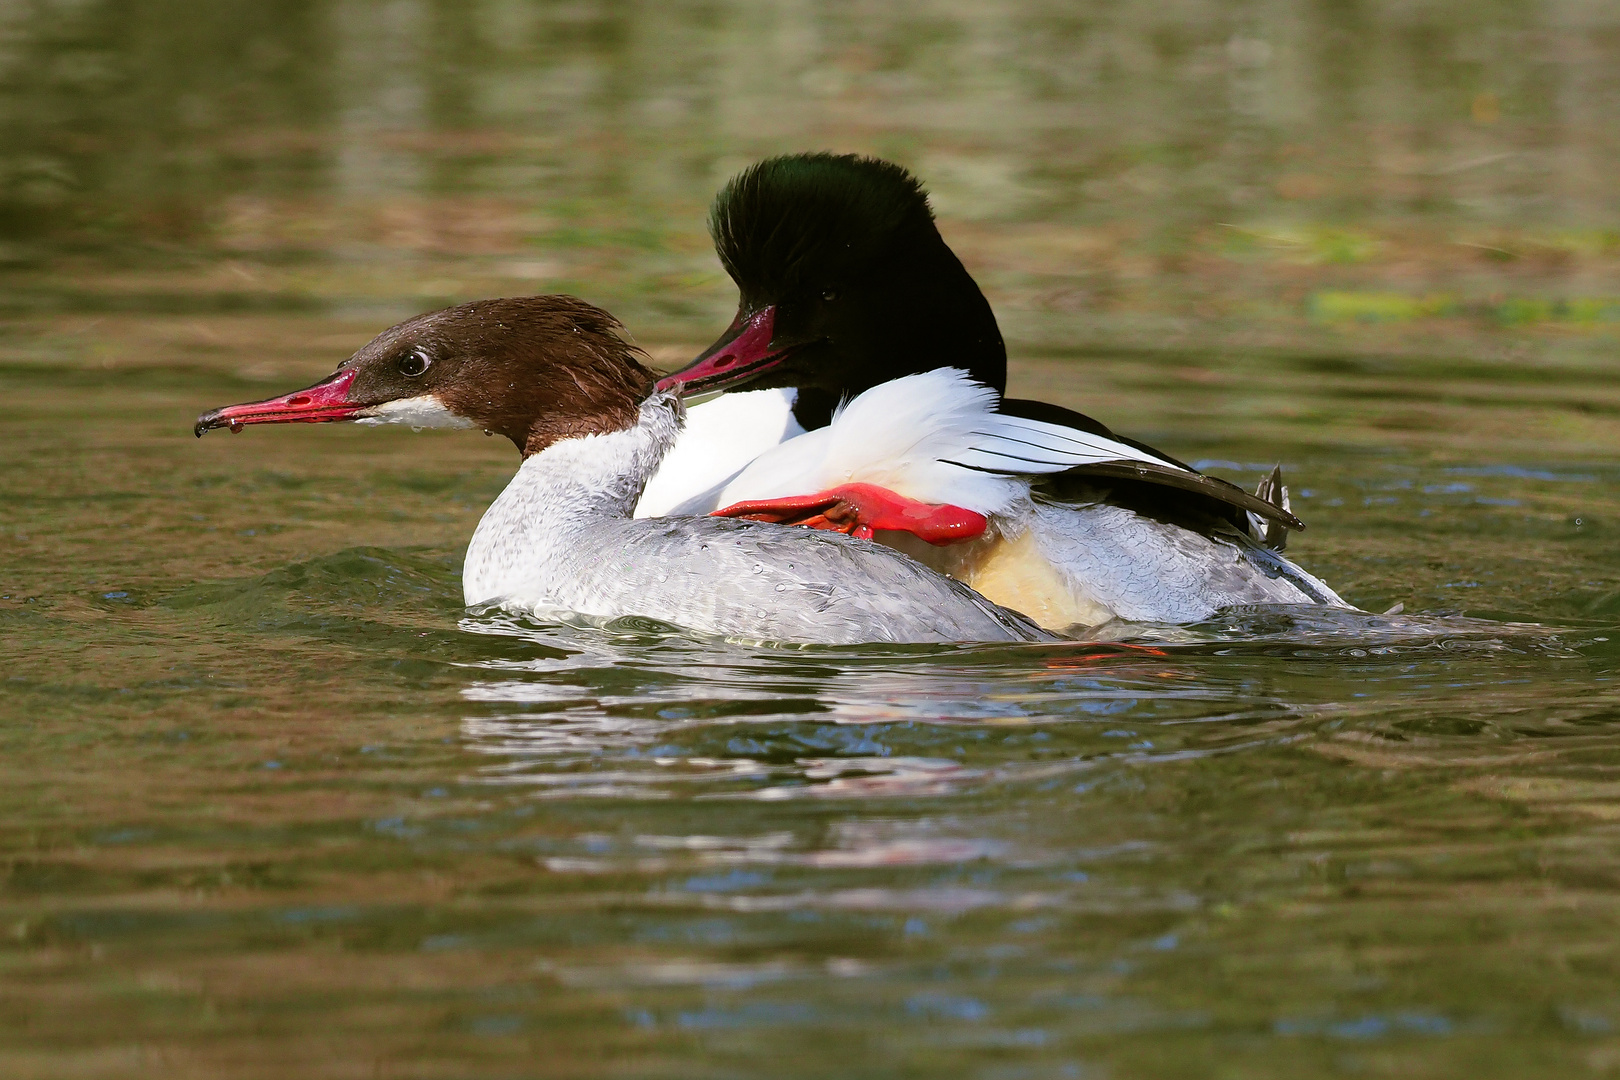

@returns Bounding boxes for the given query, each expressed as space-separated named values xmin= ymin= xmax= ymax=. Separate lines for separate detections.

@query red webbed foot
xmin=711 ymin=482 xmax=987 ymax=546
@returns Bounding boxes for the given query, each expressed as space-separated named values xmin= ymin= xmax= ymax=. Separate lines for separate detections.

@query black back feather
xmin=1000 ymin=398 xmax=1303 ymax=532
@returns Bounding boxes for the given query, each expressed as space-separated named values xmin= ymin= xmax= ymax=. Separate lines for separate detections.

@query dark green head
xmin=660 ymin=153 xmax=1007 ymax=430
xmin=711 ymin=153 xmax=936 ymax=299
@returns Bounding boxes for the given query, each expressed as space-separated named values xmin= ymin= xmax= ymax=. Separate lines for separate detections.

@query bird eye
xmin=821 ymin=289 xmax=838 ymax=302
xmin=397 ymin=349 xmax=430 ymax=377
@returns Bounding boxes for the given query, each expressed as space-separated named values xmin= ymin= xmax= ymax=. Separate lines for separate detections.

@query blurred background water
xmin=2 ymin=2 xmax=1619 ymax=1077
xmin=3 ymin=0 xmax=1619 ymax=351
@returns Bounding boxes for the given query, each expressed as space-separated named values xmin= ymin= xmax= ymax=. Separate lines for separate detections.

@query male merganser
xmin=193 ymin=296 xmax=1050 ymax=646
xmin=638 ymin=153 xmax=1350 ymax=628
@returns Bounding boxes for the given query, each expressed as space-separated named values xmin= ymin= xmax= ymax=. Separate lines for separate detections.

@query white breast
xmin=632 ymin=388 xmax=804 ymax=517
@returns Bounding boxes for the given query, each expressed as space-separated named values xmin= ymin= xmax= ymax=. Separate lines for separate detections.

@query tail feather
xmin=1248 ymin=465 xmax=1291 ymax=551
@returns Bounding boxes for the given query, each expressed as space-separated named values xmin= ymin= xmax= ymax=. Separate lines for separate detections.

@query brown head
xmin=195 ymin=295 xmax=657 ymax=457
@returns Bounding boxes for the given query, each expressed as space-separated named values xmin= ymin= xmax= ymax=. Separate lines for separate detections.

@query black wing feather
xmin=999 ymin=397 xmax=1304 ymax=532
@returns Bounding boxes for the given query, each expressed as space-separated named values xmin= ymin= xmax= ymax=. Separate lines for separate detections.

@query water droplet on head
xmin=752 ymin=562 xmax=764 ymax=574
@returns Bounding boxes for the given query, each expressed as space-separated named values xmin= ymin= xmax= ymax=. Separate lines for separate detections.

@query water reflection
xmin=1 ymin=503 xmax=1615 ymax=1075
xmin=447 ymin=606 xmax=1596 ymax=813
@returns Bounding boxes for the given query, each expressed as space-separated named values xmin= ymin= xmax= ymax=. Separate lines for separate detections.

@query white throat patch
xmin=356 ymin=395 xmax=475 ymax=430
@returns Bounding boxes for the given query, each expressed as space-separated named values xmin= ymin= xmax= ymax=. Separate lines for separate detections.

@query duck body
xmin=465 ymin=393 xmax=1048 ymax=643
xmin=639 ymin=369 xmax=1346 ymax=629
xmin=643 ymin=153 xmax=1352 ymax=629
xmin=194 ymin=295 xmax=1051 ymax=646
xmin=888 ymin=503 xmax=1343 ymax=629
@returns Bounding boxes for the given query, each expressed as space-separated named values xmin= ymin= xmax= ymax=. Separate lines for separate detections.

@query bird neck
xmin=792 ymin=236 xmax=1006 ymax=432
xmin=463 ymin=394 xmax=681 ymax=603
xmin=911 ymin=237 xmax=1006 ymax=393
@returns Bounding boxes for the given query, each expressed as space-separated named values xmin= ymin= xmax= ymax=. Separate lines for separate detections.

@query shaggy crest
xmin=710 ymin=153 xmax=938 ymax=296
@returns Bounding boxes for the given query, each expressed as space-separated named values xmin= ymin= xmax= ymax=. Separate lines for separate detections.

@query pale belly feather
xmin=874 ymin=500 xmax=1349 ymax=632
xmin=876 ymin=528 xmax=1117 ymax=630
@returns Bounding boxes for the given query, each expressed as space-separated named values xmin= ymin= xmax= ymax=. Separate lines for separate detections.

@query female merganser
xmin=193 ymin=296 xmax=1050 ymax=646
xmin=637 ymin=153 xmax=1350 ymax=628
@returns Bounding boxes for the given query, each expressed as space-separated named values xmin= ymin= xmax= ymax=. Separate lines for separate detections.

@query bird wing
xmin=709 ymin=370 xmax=1303 ymax=532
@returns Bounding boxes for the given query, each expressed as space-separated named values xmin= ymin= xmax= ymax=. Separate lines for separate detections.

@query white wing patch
xmin=710 ymin=368 xmax=1193 ymax=518
xmin=940 ymin=415 xmax=1177 ymax=475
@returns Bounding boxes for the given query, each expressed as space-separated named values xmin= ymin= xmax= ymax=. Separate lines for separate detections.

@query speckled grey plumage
xmin=463 ymin=394 xmax=1051 ymax=645
xmin=1022 ymin=499 xmax=1349 ymax=626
